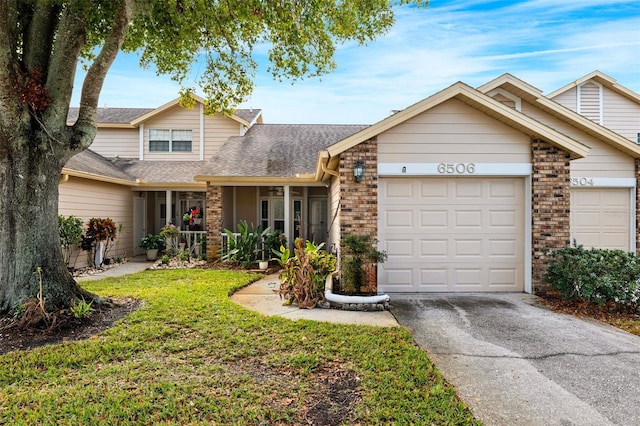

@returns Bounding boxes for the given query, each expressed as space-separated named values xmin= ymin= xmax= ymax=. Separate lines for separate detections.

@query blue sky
xmin=73 ymin=0 xmax=640 ymax=124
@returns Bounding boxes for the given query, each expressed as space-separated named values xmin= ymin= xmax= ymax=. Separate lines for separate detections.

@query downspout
xmin=59 ymin=174 xmax=69 ymax=184
xmin=321 ymin=156 xmax=339 ymax=177
xmin=324 ymin=272 xmax=390 ymax=304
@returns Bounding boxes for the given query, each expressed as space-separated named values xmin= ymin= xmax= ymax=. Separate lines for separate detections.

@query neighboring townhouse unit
xmin=62 ymin=98 xmax=262 ymax=266
xmin=62 ymin=71 xmax=640 ymax=295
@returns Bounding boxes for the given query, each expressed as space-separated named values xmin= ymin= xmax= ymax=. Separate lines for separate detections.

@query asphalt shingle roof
xmin=199 ymin=124 xmax=368 ymax=178
xmin=67 ymin=107 xmax=261 ymax=125
xmin=113 ymin=159 xmax=206 ymax=184
xmin=67 ymin=107 xmax=154 ymax=124
xmin=64 ymin=150 xmax=134 ymax=181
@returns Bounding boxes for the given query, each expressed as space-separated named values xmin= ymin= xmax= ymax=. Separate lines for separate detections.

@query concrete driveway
xmin=391 ymin=294 xmax=640 ymax=426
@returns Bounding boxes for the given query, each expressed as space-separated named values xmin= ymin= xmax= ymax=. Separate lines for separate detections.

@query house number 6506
xmin=437 ymin=163 xmax=476 ymax=174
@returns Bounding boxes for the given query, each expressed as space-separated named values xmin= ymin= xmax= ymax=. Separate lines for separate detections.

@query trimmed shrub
xmin=545 ymin=246 xmax=640 ymax=309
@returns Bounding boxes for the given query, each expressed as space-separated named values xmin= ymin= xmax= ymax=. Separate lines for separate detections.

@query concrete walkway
xmin=76 ymin=256 xmax=154 ymax=281
xmin=391 ymin=294 xmax=640 ymax=426
xmin=230 ymin=274 xmax=399 ymax=327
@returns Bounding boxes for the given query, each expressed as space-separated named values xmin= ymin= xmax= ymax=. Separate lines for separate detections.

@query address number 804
xmin=437 ymin=162 xmax=476 ymax=174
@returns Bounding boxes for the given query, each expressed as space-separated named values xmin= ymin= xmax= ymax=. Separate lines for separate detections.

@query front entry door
xmin=308 ymin=197 xmax=328 ymax=246
xmin=133 ymin=197 xmax=146 ymax=255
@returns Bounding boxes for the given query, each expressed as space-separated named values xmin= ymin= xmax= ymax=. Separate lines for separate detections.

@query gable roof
xmin=324 ymin=81 xmax=590 ymax=161
xmin=67 ymin=97 xmax=262 ymax=129
xmin=547 ymin=70 xmax=640 ymax=105
xmin=195 ymin=124 xmax=367 ymax=183
xmin=62 ymin=150 xmax=135 ymax=184
xmin=67 ymin=107 xmax=154 ymax=128
xmin=479 ymin=73 xmax=640 ymax=158
xmin=129 ymin=95 xmax=261 ymax=128
xmin=112 ymin=159 xmax=206 ymax=187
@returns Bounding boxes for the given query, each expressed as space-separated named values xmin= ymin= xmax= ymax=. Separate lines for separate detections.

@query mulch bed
xmin=0 ymin=298 xmax=141 ymax=355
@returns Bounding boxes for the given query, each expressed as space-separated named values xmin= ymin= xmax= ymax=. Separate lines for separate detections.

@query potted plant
xmin=340 ymin=234 xmax=387 ymax=295
xmin=139 ymin=234 xmax=166 ymax=260
xmin=159 ymin=224 xmax=179 ymax=253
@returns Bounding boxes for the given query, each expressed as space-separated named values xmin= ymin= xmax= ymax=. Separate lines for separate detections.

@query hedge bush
xmin=545 ymin=246 xmax=640 ymax=309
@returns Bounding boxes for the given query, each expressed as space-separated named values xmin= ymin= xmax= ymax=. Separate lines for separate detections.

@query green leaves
xmin=545 ymin=245 xmax=640 ymax=308
xmin=121 ymin=0 xmax=428 ymax=113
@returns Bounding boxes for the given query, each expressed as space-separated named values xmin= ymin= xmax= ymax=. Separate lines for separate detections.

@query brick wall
xmin=205 ymin=184 xmax=223 ymax=261
xmin=339 ymin=138 xmax=378 ymax=245
xmin=531 ymin=139 xmax=571 ymax=293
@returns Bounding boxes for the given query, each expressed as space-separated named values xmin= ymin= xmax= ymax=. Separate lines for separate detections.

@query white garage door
xmin=379 ymin=177 xmax=525 ymax=292
xmin=570 ymin=188 xmax=631 ymax=251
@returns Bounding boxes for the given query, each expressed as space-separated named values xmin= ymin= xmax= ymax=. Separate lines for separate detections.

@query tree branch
xmin=43 ymin=2 xmax=90 ymax=132
xmin=23 ymin=2 xmax=61 ymax=76
xmin=0 ymin=0 xmax=25 ymax=131
xmin=74 ymin=0 xmax=134 ymax=150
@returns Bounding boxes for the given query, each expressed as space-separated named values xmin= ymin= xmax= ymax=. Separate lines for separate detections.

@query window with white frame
xmin=149 ymin=129 xmax=193 ymax=152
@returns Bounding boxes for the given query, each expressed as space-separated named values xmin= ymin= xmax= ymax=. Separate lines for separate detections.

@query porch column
xmin=206 ymin=184 xmax=223 ymax=261
xmin=284 ymin=185 xmax=291 ymax=246
xmin=165 ymin=190 xmax=172 ymax=225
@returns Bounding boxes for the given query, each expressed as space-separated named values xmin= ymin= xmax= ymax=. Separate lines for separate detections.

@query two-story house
xmin=62 ymin=71 xmax=640 ymax=295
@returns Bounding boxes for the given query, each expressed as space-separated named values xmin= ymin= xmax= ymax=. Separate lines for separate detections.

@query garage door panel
xmin=489 ymin=180 xmax=517 ymax=198
xmin=489 ymin=268 xmax=519 ymax=286
xmin=421 ymin=180 xmax=448 ymax=199
xmin=489 ymin=210 xmax=517 ymax=227
xmin=385 ymin=180 xmax=413 ymax=198
xmin=421 ymin=239 xmax=447 ymax=257
xmin=455 ymin=180 xmax=483 ymax=198
xmin=455 ymin=210 xmax=483 ymax=227
xmin=489 ymin=239 xmax=518 ymax=256
xmin=385 ymin=239 xmax=414 ymax=257
xmin=380 ymin=177 xmax=524 ymax=292
xmin=420 ymin=269 xmax=447 ymax=287
xmin=571 ymin=188 xmax=630 ymax=251
xmin=385 ymin=210 xmax=414 ymax=228
xmin=455 ymin=239 xmax=483 ymax=257
xmin=421 ymin=210 xmax=448 ymax=227
xmin=455 ymin=268 xmax=484 ymax=285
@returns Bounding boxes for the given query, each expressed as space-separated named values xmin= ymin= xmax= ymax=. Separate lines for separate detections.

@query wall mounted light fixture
xmin=354 ymin=160 xmax=365 ymax=183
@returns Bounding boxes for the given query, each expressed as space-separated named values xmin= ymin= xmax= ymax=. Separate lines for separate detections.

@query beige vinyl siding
xmin=58 ymin=177 xmax=134 ymax=269
xmin=223 ymin=187 xmax=234 ymax=230
xmin=492 ymin=93 xmax=517 ymax=109
xmin=90 ymin=128 xmax=139 ymax=158
xmin=603 ymin=87 xmax=640 ymax=142
xmin=521 ymin=101 xmax=635 ymax=178
xmin=579 ymin=82 xmax=601 ymax=123
xmin=235 ymin=186 xmax=257 ymax=227
xmin=377 ymin=99 xmax=531 ymax=163
xmin=144 ymin=106 xmax=200 ymax=160
xmin=551 ymin=87 xmax=578 ymax=111
xmin=204 ymin=114 xmax=243 ymax=157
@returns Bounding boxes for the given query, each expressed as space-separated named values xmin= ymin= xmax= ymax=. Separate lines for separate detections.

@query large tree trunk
xmin=0 ymin=128 xmax=93 ymax=313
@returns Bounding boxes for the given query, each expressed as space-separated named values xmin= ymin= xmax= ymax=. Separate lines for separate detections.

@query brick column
xmin=531 ymin=139 xmax=571 ymax=294
xmin=339 ymin=138 xmax=378 ymax=244
xmin=206 ymin=184 xmax=223 ymax=261
xmin=636 ymin=159 xmax=640 ymax=255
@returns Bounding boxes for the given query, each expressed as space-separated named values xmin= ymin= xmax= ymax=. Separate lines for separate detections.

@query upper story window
xmin=149 ymin=129 xmax=193 ymax=152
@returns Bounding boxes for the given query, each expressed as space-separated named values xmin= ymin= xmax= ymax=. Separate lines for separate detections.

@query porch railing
xmin=220 ymin=232 xmax=266 ymax=258
xmin=166 ymin=231 xmax=207 ymax=257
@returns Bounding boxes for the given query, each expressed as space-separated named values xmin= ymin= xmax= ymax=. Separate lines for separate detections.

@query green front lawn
xmin=0 ymin=269 xmax=479 ymax=425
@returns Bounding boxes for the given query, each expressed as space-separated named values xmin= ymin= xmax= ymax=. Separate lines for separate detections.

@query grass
xmin=0 ymin=269 xmax=479 ymax=425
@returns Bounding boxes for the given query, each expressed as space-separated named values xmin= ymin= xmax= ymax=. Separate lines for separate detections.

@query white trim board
xmin=569 ymin=177 xmax=636 ymax=188
xmin=378 ymin=163 xmax=532 ymax=177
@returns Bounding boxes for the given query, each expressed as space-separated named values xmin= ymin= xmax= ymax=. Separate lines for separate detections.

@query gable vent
xmin=577 ymin=81 xmax=603 ymax=125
